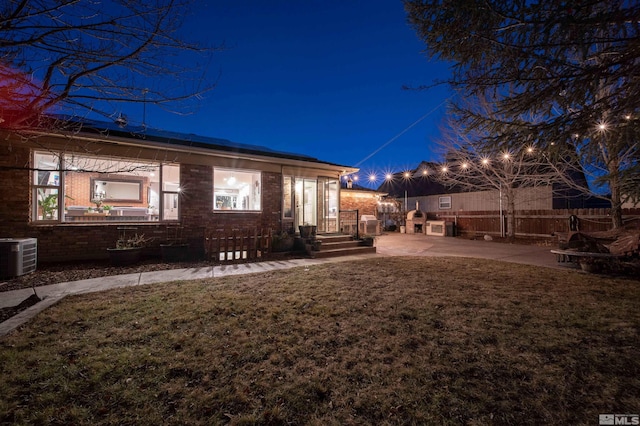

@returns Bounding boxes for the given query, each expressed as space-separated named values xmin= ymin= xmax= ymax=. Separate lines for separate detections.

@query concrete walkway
xmin=375 ymin=233 xmax=561 ymax=269
xmin=0 ymin=234 xmax=570 ymax=337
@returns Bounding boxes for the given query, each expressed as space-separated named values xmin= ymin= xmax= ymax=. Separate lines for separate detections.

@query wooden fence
xmin=434 ymin=208 xmax=640 ymax=238
xmin=204 ymin=228 xmax=272 ymax=262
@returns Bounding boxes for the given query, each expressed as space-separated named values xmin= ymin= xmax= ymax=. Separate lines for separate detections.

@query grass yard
xmin=1 ymin=257 xmax=639 ymax=425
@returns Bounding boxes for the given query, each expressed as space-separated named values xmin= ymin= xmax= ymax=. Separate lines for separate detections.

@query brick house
xmin=0 ymin=118 xmax=357 ymax=262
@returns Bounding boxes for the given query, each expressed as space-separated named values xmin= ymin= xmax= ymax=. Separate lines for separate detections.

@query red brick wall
xmin=340 ymin=189 xmax=380 ymax=217
xmin=0 ymin=144 xmax=31 ymax=235
xmin=262 ymin=171 xmax=283 ymax=230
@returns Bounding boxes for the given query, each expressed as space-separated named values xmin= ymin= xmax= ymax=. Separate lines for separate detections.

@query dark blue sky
xmin=126 ymin=1 xmax=452 ymax=184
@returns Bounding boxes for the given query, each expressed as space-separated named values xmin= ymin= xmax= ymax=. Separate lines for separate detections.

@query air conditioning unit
xmin=426 ymin=221 xmax=446 ymax=237
xmin=0 ymin=238 xmax=37 ymax=279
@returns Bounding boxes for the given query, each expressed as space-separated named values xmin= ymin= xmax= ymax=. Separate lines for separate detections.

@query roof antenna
xmin=142 ymin=88 xmax=148 ymax=128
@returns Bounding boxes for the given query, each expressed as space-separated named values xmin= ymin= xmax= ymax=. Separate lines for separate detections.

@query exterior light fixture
xmin=385 ymin=173 xmax=392 ymax=180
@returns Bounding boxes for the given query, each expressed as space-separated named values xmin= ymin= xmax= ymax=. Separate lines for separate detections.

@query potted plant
xmin=107 ymin=227 xmax=149 ymax=266
xmin=160 ymin=226 xmax=190 ymax=262
xmin=91 ymin=196 xmax=105 ymax=212
xmin=359 ymin=235 xmax=375 ymax=247
xmin=271 ymin=228 xmax=295 ymax=252
xmin=38 ymin=193 xmax=58 ymax=219
xmin=299 ymin=223 xmax=317 ymax=239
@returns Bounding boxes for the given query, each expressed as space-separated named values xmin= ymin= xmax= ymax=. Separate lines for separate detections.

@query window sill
xmin=212 ymin=210 xmax=262 ymax=214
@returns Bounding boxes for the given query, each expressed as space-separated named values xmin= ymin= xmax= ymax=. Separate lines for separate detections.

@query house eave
xmin=24 ymin=128 xmax=359 ymax=175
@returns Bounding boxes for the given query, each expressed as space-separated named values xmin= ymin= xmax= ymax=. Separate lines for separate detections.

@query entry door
xmin=294 ymin=179 xmax=317 ymax=229
xmin=317 ymin=177 xmax=339 ymax=233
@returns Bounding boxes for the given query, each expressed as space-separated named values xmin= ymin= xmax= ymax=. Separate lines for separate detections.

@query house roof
xmin=34 ymin=115 xmax=357 ymax=171
xmin=340 ymin=181 xmax=387 ymax=195
xmin=376 ymin=161 xmax=452 ymax=198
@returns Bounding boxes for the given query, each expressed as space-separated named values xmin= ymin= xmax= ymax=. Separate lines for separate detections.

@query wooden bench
xmin=550 ymin=249 xmax=625 ymax=273
xmin=551 ymin=249 xmax=622 ymax=262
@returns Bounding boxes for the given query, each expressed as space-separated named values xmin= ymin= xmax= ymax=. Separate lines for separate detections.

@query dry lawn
xmin=1 ymin=257 xmax=639 ymax=425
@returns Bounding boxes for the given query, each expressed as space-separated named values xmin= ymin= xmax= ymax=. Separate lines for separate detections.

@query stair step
xmin=316 ymin=234 xmax=354 ymax=243
xmin=321 ymin=241 xmax=361 ymax=249
xmin=311 ymin=246 xmax=376 ymax=258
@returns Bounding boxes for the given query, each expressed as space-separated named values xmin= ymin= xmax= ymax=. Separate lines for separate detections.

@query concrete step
xmin=311 ymin=245 xmax=376 ymax=258
xmin=320 ymin=240 xmax=361 ymax=250
xmin=316 ymin=234 xmax=354 ymax=243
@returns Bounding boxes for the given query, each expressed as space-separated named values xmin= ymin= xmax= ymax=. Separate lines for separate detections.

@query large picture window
xmin=32 ymin=151 xmax=180 ymax=223
xmin=213 ymin=168 xmax=261 ymax=211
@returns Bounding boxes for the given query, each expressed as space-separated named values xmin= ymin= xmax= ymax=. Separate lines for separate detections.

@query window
xmin=32 ymin=150 xmax=179 ymax=223
xmin=161 ymin=164 xmax=181 ymax=220
xmin=213 ymin=168 xmax=261 ymax=211
xmin=33 ymin=152 xmax=61 ymax=221
xmin=283 ymin=176 xmax=293 ymax=218
xmin=439 ymin=196 xmax=452 ymax=210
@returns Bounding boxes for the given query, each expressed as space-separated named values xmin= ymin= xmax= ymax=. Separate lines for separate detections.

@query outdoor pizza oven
xmin=406 ymin=209 xmax=426 ymax=234
xmin=360 ymin=214 xmax=381 ymax=235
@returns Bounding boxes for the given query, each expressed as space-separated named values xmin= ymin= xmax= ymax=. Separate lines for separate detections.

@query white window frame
xmin=213 ymin=168 xmax=262 ymax=212
xmin=31 ymin=150 xmax=179 ymax=224
xmin=439 ymin=196 xmax=452 ymax=210
xmin=160 ymin=164 xmax=181 ymax=221
xmin=32 ymin=152 xmax=62 ymax=222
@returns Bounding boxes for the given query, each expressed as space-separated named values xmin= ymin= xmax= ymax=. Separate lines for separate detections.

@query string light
xmin=353 ymin=122 xmax=614 ymax=188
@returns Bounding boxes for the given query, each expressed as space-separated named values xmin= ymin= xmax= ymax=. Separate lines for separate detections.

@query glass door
xmin=317 ymin=179 xmax=326 ymax=233
xmin=294 ymin=178 xmax=317 ymax=229
xmin=317 ymin=177 xmax=339 ymax=233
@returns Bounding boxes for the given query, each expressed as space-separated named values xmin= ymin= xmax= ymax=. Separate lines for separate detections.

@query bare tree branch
xmin=430 ymin=94 xmax=577 ymax=240
xmin=0 ymin=0 xmax=221 ymax=129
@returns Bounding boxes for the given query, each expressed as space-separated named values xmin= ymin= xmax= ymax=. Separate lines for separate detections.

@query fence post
xmin=252 ymin=228 xmax=258 ymax=259
xmin=232 ymin=229 xmax=238 ymax=260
